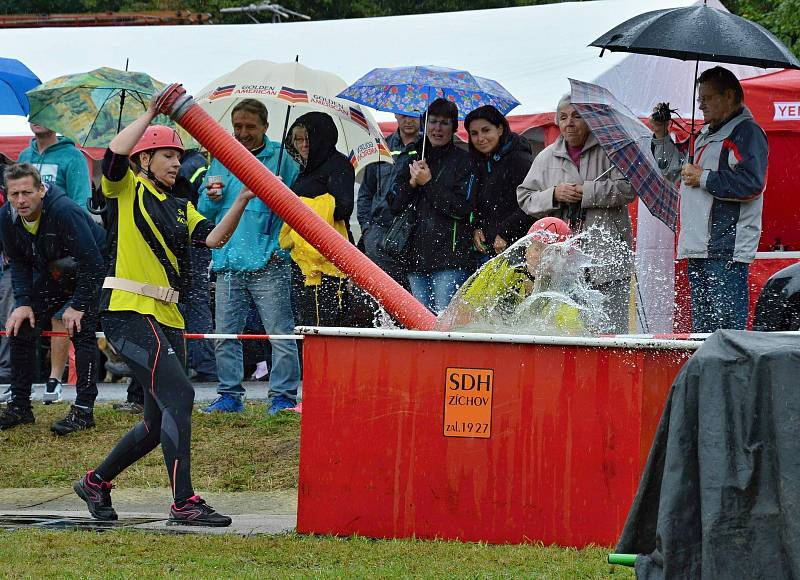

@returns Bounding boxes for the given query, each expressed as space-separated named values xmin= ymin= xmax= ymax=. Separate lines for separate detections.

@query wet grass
xmin=0 ymin=402 xmax=635 ymax=579
xmin=0 ymin=402 xmax=300 ymax=491
xmin=0 ymin=529 xmax=633 ymax=579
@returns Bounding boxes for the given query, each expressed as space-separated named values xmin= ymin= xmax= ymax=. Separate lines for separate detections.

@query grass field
xmin=0 ymin=402 xmax=634 ymax=579
xmin=0 ymin=402 xmax=300 ymax=491
xmin=0 ymin=530 xmax=633 ymax=579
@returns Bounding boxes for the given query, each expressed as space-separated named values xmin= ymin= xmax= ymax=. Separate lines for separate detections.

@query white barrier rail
xmin=0 ymin=331 xmax=303 ymax=340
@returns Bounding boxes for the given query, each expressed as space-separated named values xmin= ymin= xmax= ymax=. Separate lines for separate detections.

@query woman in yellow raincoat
xmin=280 ymin=112 xmax=355 ymax=326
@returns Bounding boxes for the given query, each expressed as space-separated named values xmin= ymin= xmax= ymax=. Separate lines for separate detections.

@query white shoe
xmin=0 ymin=385 xmax=10 ymax=404
xmin=42 ymin=379 xmax=63 ymax=405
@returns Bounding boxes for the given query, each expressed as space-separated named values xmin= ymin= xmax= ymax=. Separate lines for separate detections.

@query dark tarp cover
xmin=616 ymin=330 xmax=800 ymax=579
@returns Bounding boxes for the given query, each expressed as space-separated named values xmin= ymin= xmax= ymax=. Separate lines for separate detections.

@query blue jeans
xmin=179 ymin=245 xmax=217 ymax=378
xmin=214 ymin=260 xmax=301 ymax=402
xmin=687 ymin=258 xmax=750 ymax=332
xmin=408 ymin=269 xmax=469 ymax=314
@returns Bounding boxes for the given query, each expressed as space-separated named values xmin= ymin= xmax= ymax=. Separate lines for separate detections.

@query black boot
xmin=51 ymin=405 xmax=95 ymax=436
xmin=0 ymin=405 xmax=34 ymax=430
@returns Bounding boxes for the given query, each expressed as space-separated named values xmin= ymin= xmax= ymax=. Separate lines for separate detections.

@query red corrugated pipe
xmin=154 ymin=84 xmax=436 ymax=331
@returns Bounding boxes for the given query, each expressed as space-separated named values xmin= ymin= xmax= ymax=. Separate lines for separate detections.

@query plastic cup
xmin=207 ymin=175 xmax=223 ymax=200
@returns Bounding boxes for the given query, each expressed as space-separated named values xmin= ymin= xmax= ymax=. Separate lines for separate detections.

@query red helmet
xmin=528 ymin=216 xmax=571 ymax=243
xmin=130 ymin=125 xmax=184 ymax=158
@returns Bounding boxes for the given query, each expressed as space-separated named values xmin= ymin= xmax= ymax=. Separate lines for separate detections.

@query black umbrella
xmin=591 ymin=3 xmax=800 ymax=69
xmin=590 ymin=0 xmax=800 ymax=159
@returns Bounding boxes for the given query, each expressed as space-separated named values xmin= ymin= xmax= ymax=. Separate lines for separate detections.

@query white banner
xmin=773 ymin=102 xmax=800 ymax=121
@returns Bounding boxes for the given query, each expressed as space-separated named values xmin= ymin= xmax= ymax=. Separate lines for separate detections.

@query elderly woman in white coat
xmin=516 ymin=95 xmax=635 ymax=334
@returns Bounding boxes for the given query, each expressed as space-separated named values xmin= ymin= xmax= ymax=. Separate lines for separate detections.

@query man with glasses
xmin=679 ymin=66 xmax=768 ymax=332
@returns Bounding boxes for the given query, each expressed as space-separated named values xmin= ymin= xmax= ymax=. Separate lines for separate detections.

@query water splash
xmin=436 ymin=225 xmax=630 ymax=336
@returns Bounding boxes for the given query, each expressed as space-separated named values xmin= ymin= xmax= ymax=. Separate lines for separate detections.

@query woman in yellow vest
xmin=437 ymin=217 xmax=585 ymax=335
xmin=74 ymin=101 xmax=254 ymax=528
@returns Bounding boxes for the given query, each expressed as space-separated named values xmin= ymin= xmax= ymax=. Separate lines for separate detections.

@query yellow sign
xmin=443 ymin=367 xmax=494 ymax=439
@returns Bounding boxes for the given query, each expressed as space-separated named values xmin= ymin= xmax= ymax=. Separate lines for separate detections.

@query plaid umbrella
xmin=569 ymin=78 xmax=679 ymax=231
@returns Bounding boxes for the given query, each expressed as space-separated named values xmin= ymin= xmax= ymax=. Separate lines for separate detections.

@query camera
xmin=651 ymin=102 xmax=673 ymax=124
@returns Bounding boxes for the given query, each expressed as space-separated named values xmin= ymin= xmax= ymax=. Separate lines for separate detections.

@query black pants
xmin=291 ymin=263 xmax=347 ymax=327
xmin=95 ymin=311 xmax=195 ymax=502
xmin=9 ymin=292 xmax=99 ymax=410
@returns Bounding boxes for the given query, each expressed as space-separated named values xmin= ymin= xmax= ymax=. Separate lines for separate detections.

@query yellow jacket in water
xmin=456 ymin=258 xmax=584 ymax=335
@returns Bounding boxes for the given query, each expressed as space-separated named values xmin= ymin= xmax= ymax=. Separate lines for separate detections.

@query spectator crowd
xmin=0 ymin=66 xmax=769 ymax=435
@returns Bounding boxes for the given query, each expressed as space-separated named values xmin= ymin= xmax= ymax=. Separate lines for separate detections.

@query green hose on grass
xmin=608 ymin=553 xmax=637 ymax=567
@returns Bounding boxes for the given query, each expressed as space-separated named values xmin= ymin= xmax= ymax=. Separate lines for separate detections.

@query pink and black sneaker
xmin=73 ymin=471 xmax=118 ymax=521
xmin=167 ymin=495 xmax=232 ymax=527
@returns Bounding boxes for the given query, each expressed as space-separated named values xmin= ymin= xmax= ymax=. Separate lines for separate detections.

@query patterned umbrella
xmin=569 ymin=78 xmax=679 ymax=231
xmin=26 ymin=67 xmax=194 ymax=148
xmin=195 ymin=60 xmax=390 ymax=174
xmin=337 ymin=65 xmax=520 ymax=119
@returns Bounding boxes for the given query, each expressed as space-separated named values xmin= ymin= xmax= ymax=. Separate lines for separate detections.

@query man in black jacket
xmin=0 ymin=163 xmax=105 ymax=434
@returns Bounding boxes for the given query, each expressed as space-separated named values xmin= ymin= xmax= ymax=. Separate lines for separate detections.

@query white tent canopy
xmin=0 ymin=0 xmax=771 ymax=136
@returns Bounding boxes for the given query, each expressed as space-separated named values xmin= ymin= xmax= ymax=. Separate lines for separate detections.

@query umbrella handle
xmin=688 ymin=59 xmax=699 ymax=164
xmin=276 ymin=104 xmax=292 ymax=176
xmin=594 ymin=165 xmax=614 ymax=181
xmin=117 ymin=89 xmax=126 ymax=134
xmin=421 ymin=120 xmax=427 ymax=160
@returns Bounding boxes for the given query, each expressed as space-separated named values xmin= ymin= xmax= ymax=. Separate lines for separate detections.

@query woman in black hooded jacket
xmin=465 ymin=105 xmax=534 ymax=266
xmin=284 ymin=111 xmax=355 ymax=327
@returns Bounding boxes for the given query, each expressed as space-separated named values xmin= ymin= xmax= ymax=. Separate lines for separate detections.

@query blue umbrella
xmin=338 ymin=65 xmax=519 ymax=158
xmin=0 ymin=58 xmax=41 ymax=116
xmin=337 ymin=65 xmax=520 ymax=119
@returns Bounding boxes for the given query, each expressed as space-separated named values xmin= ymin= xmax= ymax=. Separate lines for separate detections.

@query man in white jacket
xmin=679 ymin=67 xmax=767 ymax=332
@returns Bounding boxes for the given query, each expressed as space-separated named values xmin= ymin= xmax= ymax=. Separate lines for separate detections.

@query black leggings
xmin=95 ymin=311 xmax=195 ymax=502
